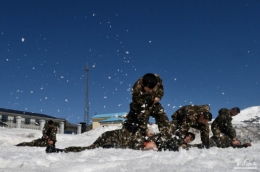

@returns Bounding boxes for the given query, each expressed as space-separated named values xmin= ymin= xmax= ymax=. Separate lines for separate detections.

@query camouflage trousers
xmin=123 ymin=102 xmax=170 ymax=136
xmin=64 ymin=128 xmax=145 ymax=153
xmin=211 ymin=125 xmax=231 ymax=147
xmin=16 ymin=138 xmax=48 ymax=147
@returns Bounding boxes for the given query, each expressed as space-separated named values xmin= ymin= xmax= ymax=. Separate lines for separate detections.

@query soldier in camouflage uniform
xmin=189 ymin=134 xmax=251 ymax=149
xmin=170 ymin=104 xmax=212 ymax=148
xmin=46 ymin=127 xmax=154 ymax=153
xmin=123 ymin=73 xmax=170 ymax=137
xmin=211 ymin=107 xmax=240 ymax=147
xmin=47 ymin=128 xmax=196 ymax=153
xmin=16 ymin=120 xmax=57 ymax=147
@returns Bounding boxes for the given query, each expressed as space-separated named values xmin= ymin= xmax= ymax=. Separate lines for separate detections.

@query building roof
xmin=0 ymin=108 xmax=64 ymax=120
xmin=0 ymin=121 xmax=8 ymax=126
xmin=99 ymin=117 xmax=125 ymax=123
xmin=92 ymin=112 xmax=127 ymax=119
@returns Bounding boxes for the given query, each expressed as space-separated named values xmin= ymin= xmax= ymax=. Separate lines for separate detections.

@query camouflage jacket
xmin=131 ymin=74 xmax=164 ymax=106
xmin=123 ymin=74 xmax=166 ymax=134
xmin=151 ymin=133 xmax=182 ymax=151
xmin=171 ymin=105 xmax=210 ymax=146
xmin=211 ymin=108 xmax=236 ymax=140
xmin=189 ymin=135 xmax=249 ymax=149
xmin=42 ymin=123 xmax=57 ymax=142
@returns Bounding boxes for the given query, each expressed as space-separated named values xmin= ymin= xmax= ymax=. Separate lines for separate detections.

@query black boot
xmin=16 ymin=143 xmax=23 ymax=146
xmin=46 ymin=145 xmax=64 ymax=153
xmin=46 ymin=145 xmax=54 ymax=153
xmin=56 ymin=148 xmax=64 ymax=153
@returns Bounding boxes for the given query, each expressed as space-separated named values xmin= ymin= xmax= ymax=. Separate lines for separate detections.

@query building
xmin=92 ymin=112 xmax=127 ymax=129
xmin=0 ymin=108 xmax=66 ymax=133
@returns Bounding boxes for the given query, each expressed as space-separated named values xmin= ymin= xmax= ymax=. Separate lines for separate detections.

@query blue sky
xmin=1 ymin=0 xmax=260 ymax=124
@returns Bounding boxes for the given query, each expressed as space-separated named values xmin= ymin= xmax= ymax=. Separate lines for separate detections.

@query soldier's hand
xmin=247 ymin=143 xmax=252 ymax=147
xmin=154 ymin=97 xmax=160 ymax=104
xmin=144 ymin=141 xmax=158 ymax=151
xmin=48 ymin=140 xmax=54 ymax=145
xmin=146 ymin=130 xmax=153 ymax=137
xmin=182 ymin=143 xmax=187 ymax=148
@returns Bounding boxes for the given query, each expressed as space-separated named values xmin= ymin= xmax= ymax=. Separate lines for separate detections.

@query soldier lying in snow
xmin=170 ymin=104 xmax=212 ymax=149
xmin=46 ymin=126 xmax=195 ymax=153
xmin=188 ymin=134 xmax=251 ymax=149
xmin=46 ymin=127 xmax=152 ymax=153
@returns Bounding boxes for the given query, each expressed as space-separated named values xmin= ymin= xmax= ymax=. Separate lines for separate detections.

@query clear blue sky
xmin=1 ymin=0 xmax=260 ymax=124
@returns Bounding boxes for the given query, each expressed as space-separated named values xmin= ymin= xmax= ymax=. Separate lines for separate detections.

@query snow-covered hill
xmin=233 ymin=106 xmax=260 ymax=124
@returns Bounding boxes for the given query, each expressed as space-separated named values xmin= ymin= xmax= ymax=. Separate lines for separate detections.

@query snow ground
xmin=0 ymin=125 xmax=259 ymax=172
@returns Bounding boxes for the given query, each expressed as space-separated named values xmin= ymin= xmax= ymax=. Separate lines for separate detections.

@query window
xmin=13 ymin=117 xmax=17 ymax=123
xmin=1 ymin=115 xmax=8 ymax=122
xmin=25 ymin=118 xmax=30 ymax=125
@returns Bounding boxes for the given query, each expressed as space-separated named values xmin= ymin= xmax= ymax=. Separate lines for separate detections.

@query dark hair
xmin=186 ymin=132 xmax=195 ymax=140
xmin=142 ymin=73 xmax=157 ymax=89
xmin=48 ymin=120 xmax=54 ymax=125
xmin=202 ymin=112 xmax=212 ymax=121
xmin=231 ymin=107 xmax=240 ymax=113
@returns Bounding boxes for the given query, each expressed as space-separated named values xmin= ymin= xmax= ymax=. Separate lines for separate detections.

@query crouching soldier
xmin=170 ymin=104 xmax=212 ymax=149
xmin=211 ymin=107 xmax=240 ymax=147
xmin=123 ymin=73 xmax=170 ymax=137
xmin=16 ymin=120 xmax=57 ymax=147
xmin=189 ymin=134 xmax=251 ymax=149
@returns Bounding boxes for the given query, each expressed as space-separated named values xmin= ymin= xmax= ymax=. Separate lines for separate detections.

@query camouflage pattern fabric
xmin=211 ymin=108 xmax=236 ymax=147
xmin=16 ymin=138 xmax=49 ymax=147
xmin=189 ymin=135 xmax=249 ymax=148
xmin=123 ymin=74 xmax=170 ymax=135
xmin=42 ymin=123 xmax=57 ymax=143
xmin=170 ymin=105 xmax=210 ymax=146
xmin=63 ymin=128 xmax=147 ymax=153
xmin=151 ymin=133 xmax=182 ymax=151
xmin=16 ymin=123 xmax=57 ymax=147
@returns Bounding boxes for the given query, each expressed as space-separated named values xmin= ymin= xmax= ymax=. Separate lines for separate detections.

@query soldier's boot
xmin=16 ymin=142 xmax=26 ymax=146
xmin=103 ymin=144 xmax=115 ymax=148
xmin=46 ymin=145 xmax=64 ymax=153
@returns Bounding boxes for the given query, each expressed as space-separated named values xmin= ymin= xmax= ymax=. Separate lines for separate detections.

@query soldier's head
xmin=230 ymin=107 xmax=240 ymax=116
xmin=183 ymin=132 xmax=195 ymax=144
xmin=142 ymin=73 xmax=157 ymax=92
xmin=198 ymin=112 xmax=212 ymax=124
xmin=48 ymin=120 xmax=54 ymax=127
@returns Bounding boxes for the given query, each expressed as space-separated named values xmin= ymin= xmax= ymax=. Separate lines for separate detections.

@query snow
xmin=233 ymin=106 xmax=260 ymax=122
xmin=0 ymin=124 xmax=259 ymax=172
xmin=1 ymin=107 xmax=260 ymax=171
